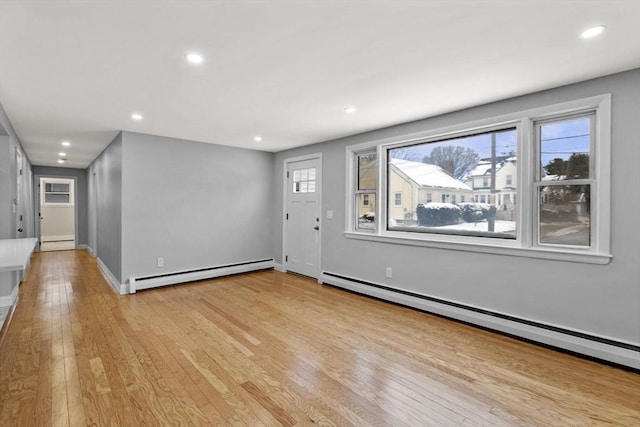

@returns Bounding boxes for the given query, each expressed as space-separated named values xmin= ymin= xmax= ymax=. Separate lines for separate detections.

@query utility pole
xmin=488 ymin=133 xmax=497 ymax=232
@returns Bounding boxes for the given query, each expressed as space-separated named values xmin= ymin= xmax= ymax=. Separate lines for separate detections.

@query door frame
xmin=282 ymin=153 xmax=322 ymax=282
xmin=34 ymin=174 xmax=78 ymax=252
xmin=89 ymin=167 xmax=98 ymax=257
xmin=15 ymin=148 xmax=24 ymax=238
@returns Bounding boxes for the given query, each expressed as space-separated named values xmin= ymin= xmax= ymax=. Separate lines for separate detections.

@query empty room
xmin=0 ymin=1 xmax=639 ymax=426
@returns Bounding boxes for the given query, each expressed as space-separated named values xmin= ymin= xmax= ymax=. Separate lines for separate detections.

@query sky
xmin=389 ymin=118 xmax=590 ymax=177
xmin=389 ymin=129 xmax=517 ymax=165
xmin=540 ymin=117 xmax=590 ymax=169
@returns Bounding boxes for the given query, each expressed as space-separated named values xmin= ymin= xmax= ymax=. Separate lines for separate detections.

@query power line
xmin=541 ymin=134 xmax=589 ymax=142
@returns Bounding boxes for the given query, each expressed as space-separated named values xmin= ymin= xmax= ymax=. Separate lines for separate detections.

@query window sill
xmin=344 ymin=231 xmax=612 ymax=265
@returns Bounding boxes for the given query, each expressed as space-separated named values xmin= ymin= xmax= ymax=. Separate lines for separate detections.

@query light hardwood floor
xmin=0 ymin=250 xmax=638 ymax=426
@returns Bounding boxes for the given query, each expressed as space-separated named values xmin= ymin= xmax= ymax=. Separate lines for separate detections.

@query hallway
xmin=0 ymin=250 xmax=638 ymax=426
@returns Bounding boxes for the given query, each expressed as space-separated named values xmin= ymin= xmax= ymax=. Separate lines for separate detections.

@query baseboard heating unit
xmin=129 ymin=258 xmax=274 ymax=294
xmin=321 ymin=271 xmax=640 ymax=371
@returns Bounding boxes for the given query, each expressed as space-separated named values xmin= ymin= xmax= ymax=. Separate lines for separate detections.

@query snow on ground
xmin=433 ymin=220 xmax=516 ymax=233
xmin=394 ymin=220 xmax=516 ymax=234
xmin=360 ymin=219 xmax=517 ymax=233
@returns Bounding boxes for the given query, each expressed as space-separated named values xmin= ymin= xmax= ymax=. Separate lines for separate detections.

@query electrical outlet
xmin=385 ymin=267 xmax=392 ymax=278
xmin=157 ymin=257 xmax=164 ymax=268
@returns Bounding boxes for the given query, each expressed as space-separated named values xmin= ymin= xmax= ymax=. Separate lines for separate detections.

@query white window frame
xmin=534 ymin=112 xmax=596 ymax=249
xmin=345 ymin=94 xmax=611 ymax=264
xmin=353 ymin=149 xmax=378 ymax=232
xmin=41 ymin=177 xmax=75 ymax=206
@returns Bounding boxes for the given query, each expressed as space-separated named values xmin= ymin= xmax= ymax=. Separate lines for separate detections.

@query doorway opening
xmin=39 ymin=177 xmax=76 ymax=251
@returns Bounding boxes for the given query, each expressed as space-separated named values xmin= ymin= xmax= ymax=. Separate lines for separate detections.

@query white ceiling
xmin=1 ymin=1 xmax=639 ymax=168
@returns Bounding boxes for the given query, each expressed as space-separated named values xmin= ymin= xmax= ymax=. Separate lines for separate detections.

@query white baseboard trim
xmin=41 ymin=234 xmax=75 ymax=242
xmin=0 ymin=280 xmax=19 ymax=308
xmin=41 ymin=241 xmax=75 ymax=251
xmin=97 ymin=258 xmax=127 ymax=295
xmin=273 ymin=263 xmax=285 ymax=273
xmin=321 ymin=271 xmax=640 ymax=370
xmin=129 ymin=259 xmax=275 ymax=294
xmin=77 ymin=244 xmax=89 ymax=251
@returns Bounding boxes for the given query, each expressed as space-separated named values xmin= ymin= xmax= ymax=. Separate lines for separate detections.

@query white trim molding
xmin=97 ymin=257 xmax=127 ymax=295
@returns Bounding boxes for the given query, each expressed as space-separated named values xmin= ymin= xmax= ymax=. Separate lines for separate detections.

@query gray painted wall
xmin=0 ymin=98 xmax=34 ymax=299
xmin=88 ymin=133 xmax=123 ymax=282
xmin=0 ymin=99 xmax=34 ymax=240
xmin=273 ymin=69 xmax=640 ymax=346
xmin=120 ymin=131 xmax=274 ymax=282
xmin=33 ymin=166 xmax=88 ymax=246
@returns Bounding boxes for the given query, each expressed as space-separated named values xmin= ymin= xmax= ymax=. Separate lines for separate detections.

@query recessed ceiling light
xmin=254 ymin=136 xmax=263 ymax=142
xmin=57 ymin=159 xmax=65 ymax=164
xmin=58 ymin=152 xmax=66 ymax=156
xmin=186 ymin=52 xmax=204 ymax=64
xmin=580 ymin=25 xmax=606 ymax=39
xmin=344 ymin=106 xmax=357 ymax=114
xmin=131 ymin=113 xmax=143 ymax=120
xmin=61 ymin=141 xmax=71 ymax=147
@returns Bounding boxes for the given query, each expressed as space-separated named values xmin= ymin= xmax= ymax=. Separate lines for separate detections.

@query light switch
xmin=326 ymin=210 xmax=334 ymax=219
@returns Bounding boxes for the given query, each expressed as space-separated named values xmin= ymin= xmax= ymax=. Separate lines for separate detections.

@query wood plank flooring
xmin=0 ymin=250 xmax=638 ymax=426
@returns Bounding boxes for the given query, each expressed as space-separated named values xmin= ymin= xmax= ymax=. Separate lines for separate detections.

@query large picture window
xmin=387 ymin=128 xmax=517 ymax=238
xmin=346 ymin=95 xmax=611 ymax=264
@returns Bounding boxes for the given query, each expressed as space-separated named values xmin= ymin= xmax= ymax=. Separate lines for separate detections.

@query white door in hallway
xmin=40 ymin=177 xmax=75 ymax=251
xmin=285 ymin=156 xmax=321 ymax=278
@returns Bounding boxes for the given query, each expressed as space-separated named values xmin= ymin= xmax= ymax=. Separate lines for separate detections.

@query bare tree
xmin=422 ymin=146 xmax=479 ymax=180
xmin=390 ymin=146 xmax=420 ymax=161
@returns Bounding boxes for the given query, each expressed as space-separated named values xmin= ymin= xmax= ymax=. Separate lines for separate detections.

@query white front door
xmin=285 ymin=156 xmax=321 ymax=278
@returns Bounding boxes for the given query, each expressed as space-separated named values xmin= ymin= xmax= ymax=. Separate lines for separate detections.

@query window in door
xmin=292 ymin=168 xmax=316 ymax=193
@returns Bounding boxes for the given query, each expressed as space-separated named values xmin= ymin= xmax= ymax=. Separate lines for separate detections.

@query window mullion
xmin=519 ymin=119 xmax=534 ymax=248
xmin=379 ymin=144 xmax=387 ymax=235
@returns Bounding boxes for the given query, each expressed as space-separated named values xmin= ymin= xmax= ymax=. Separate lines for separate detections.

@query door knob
xmin=314 ymin=225 xmax=320 ymax=230
xmin=17 ymin=228 xmax=23 ymax=233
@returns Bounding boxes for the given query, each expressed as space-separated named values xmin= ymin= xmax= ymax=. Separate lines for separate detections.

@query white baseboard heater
xmin=321 ymin=271 xmax=640 ymax=371
xmin=129 ymin=258 xmax=274 ymax=294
